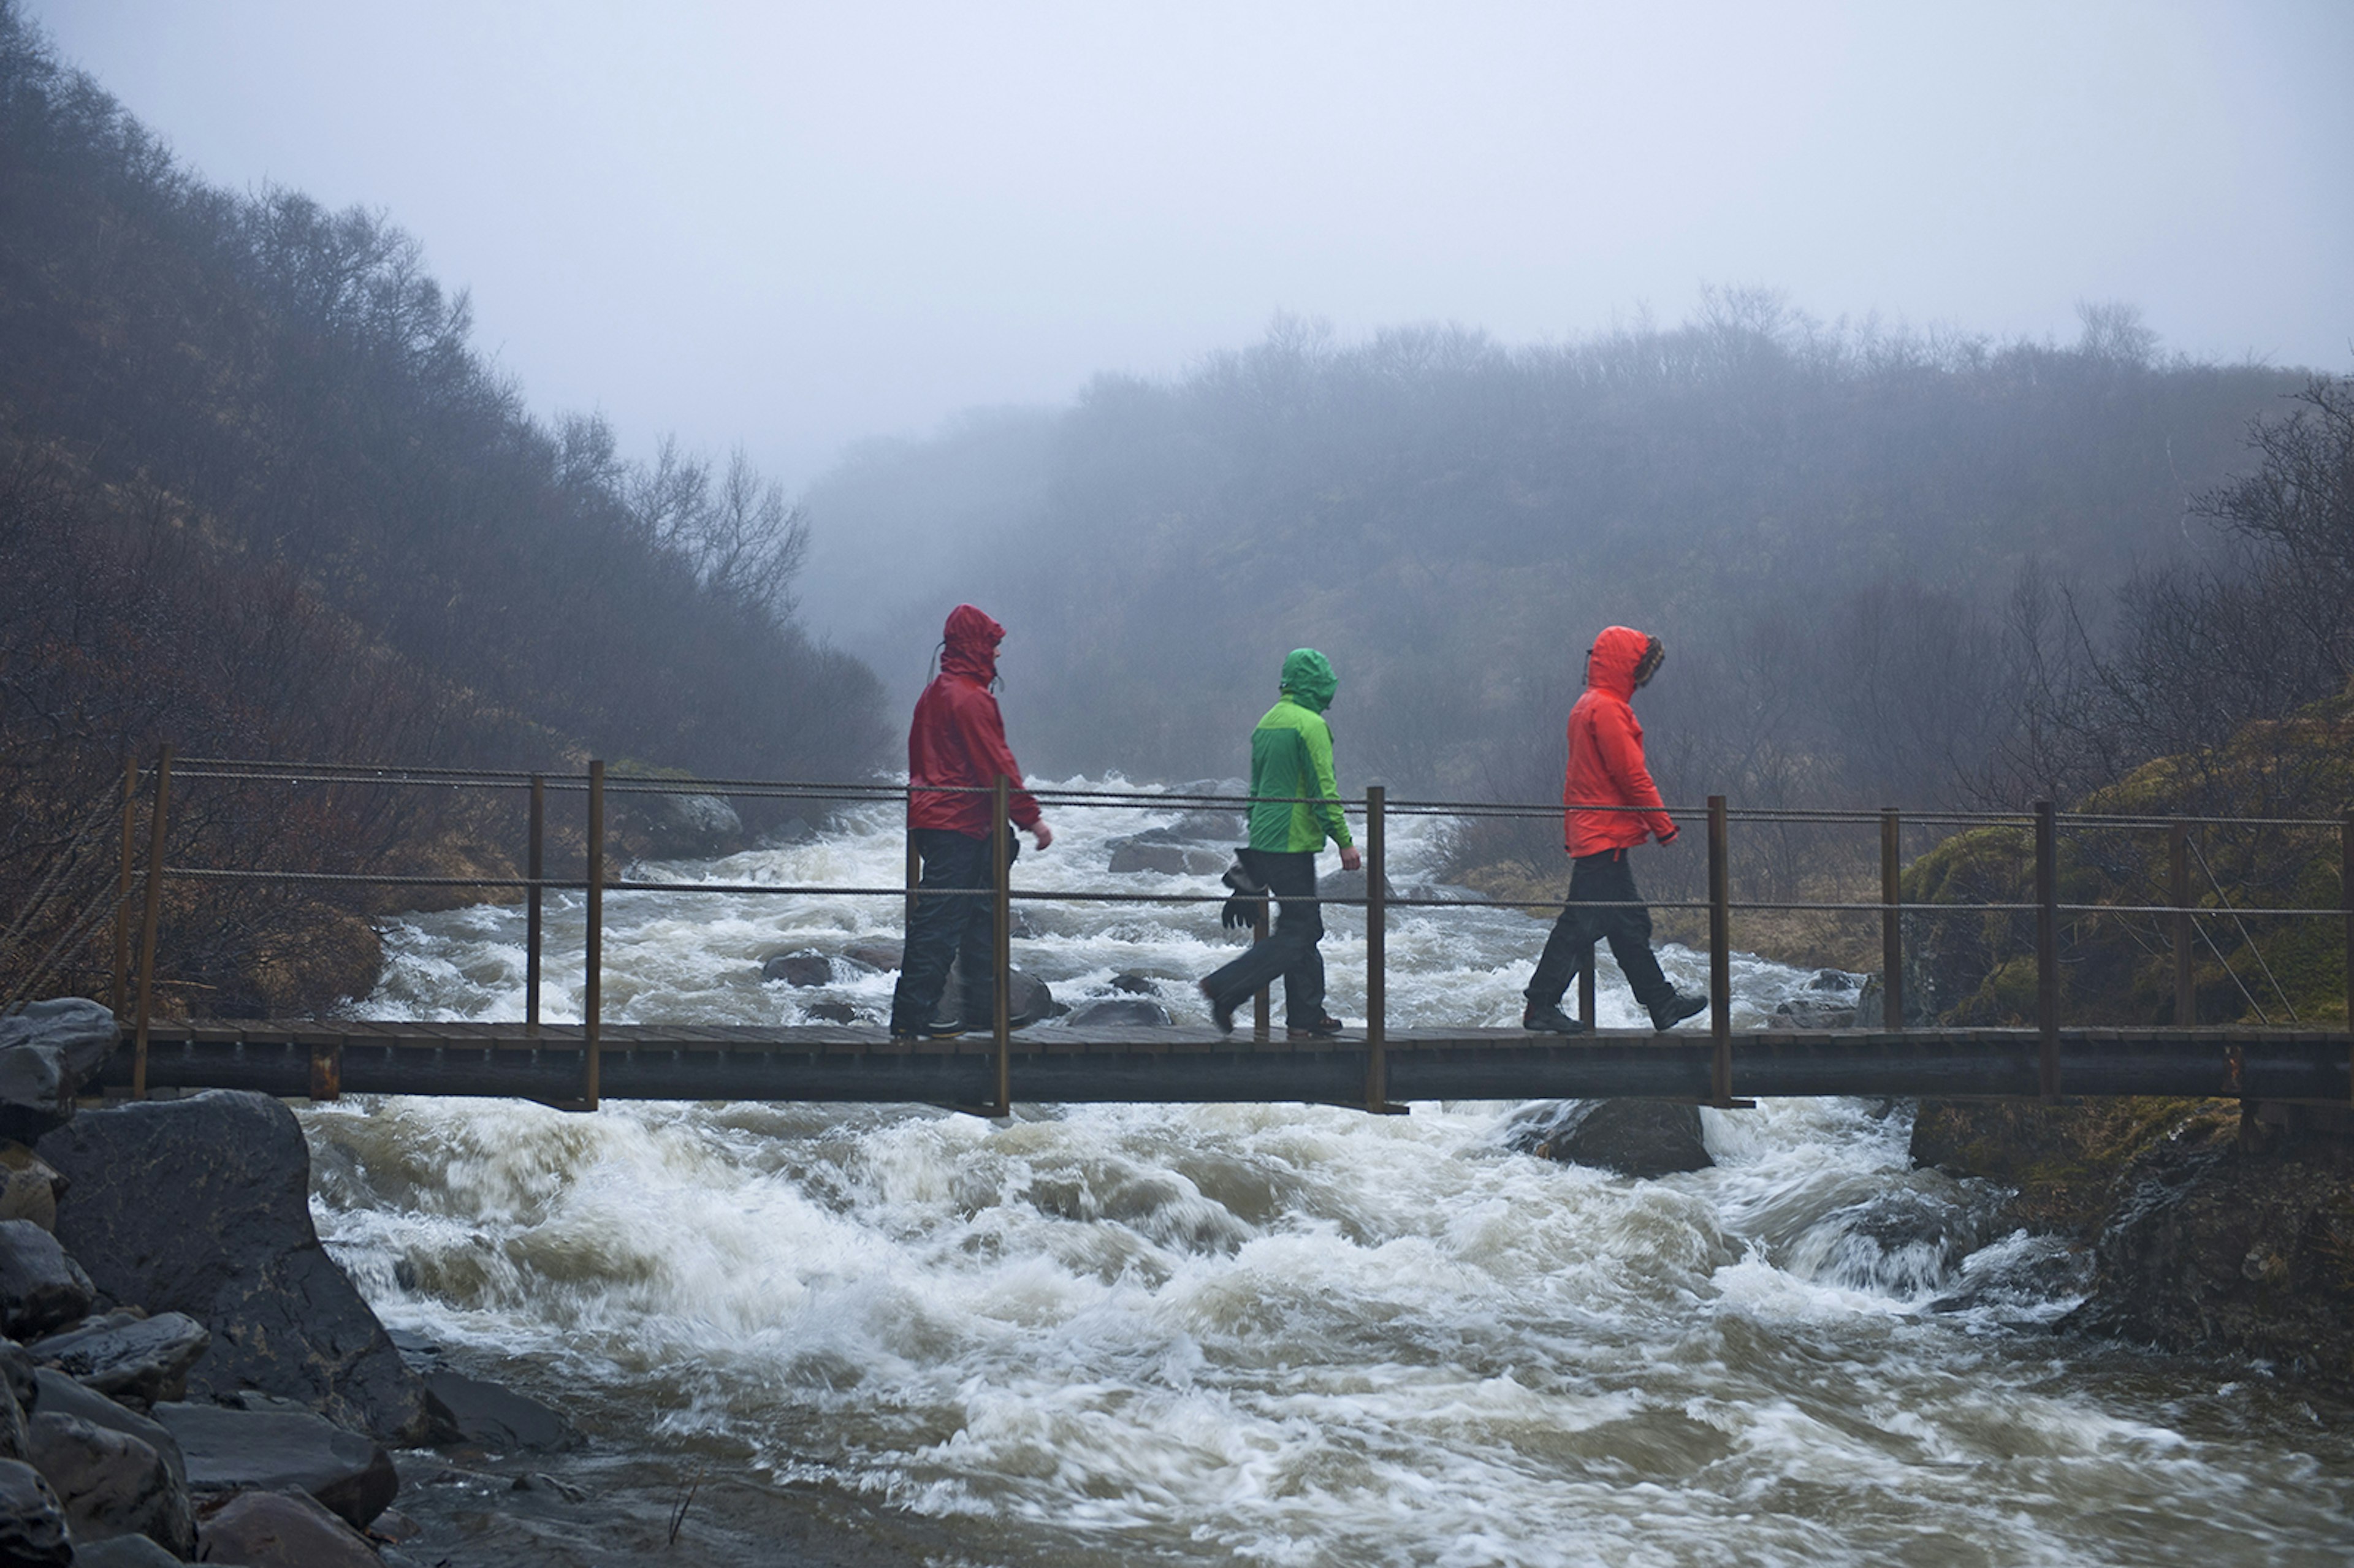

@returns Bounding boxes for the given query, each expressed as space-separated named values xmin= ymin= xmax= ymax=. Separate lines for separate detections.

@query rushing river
xmin=305 ymin=780 xmax=2352 ymax=1567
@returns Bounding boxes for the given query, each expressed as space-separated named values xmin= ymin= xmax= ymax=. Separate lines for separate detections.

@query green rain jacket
xmin=1246 ymin=649 xmax=1354 ymax=853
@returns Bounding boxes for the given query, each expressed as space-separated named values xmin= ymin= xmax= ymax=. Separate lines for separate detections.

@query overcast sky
xmin=29 ymin=1 xmax=2354 ymax=489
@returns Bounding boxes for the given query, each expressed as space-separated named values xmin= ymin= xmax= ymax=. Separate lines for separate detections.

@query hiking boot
xmin=1198 ymin=981 xmax=1236 ymax=1036
xmin=1521 ymin=1000 xmax=1590 ymax=1035
xmin=1286 ymin=1014 xmax=1346 ymax=1040
xmin=1648 ymin=992 xmax=1708 ymax=1032
xmin=923 ymin=1017 xmax=967 ymax=1041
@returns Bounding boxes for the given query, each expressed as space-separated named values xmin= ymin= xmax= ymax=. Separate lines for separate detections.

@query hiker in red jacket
xmin=888 ymin=604 xmax=1053 ymax=1042
xmin=1522 ymin=626 xmax=1710 ymax=1035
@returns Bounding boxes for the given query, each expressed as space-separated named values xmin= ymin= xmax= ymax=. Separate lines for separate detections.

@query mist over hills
xmin=804 ymin=303 xmax=2324 ymax=825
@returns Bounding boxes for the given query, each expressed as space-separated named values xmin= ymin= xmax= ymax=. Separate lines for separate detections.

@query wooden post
xmin=2342 ymin=809 xmax=2352 ymax=1108
xmin=904 ymin=810 xmax=920 ymax=940
xmin=1880 ymin=807 xmax=1903 ymax=1032
xmin=131 ymin=744 xmax=174 ymax=1098
xmin=991 ymin=775 xmax=1012 ymax=1117
xmin=110 ymin=757 xmax=137 ymax=1017
xmin=526 ymin=774 xmax=544 ymax=1035
xmin=2170 ymin=820 xmax=2193 ymax=1028
xmin=1252 ymin=898 xmax=1271 ymax=1043
xmin=1707 ymin=795 xmax=1732 ymax=1106
xmin=2035 ymin=799 xmax=2059 ymax=1100
xmin=582 ymin=761 xmax=603 ymax=1111
xmin=1365 ymin=786 xmax=1387 ymax=1113
xmin=1577 ymin=940 xmax=1596 ymax=1031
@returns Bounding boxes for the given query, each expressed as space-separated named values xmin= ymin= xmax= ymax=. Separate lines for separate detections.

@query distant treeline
xmin=809 ymin=302 xmax=2341 ymax=891
xmin=0 ymin=3 xmax=882 ymax=1011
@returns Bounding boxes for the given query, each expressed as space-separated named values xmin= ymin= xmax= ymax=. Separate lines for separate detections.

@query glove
xmin=1656 ymin=827 xmax=1679 ymax=847
xmin=1220 ymin=859 xmax=1268 ymax=930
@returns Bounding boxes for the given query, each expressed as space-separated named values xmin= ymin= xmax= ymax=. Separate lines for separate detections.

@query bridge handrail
xmin=107 ymin=752 xmax=2354 ymax=1116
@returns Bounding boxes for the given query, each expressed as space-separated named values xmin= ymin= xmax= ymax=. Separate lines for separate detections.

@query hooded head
xmin=940 ymin=604 xmax=1005 ymax=684
xmin=1279 ymin=648 xmax=1338 ymax=713
xmin=1585 ymin=626 xmax=1664 ymax=699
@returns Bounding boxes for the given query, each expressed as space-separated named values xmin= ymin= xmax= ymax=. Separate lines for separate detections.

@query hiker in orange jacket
xmin=1522 ymin=626 xmax=1709 ymax=1035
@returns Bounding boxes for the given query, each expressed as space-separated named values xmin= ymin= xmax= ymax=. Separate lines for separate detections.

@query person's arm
xmin=1303 ymin=717 xmax=1358 ymax=867
xmin=1594 ymin=705 xmax=1677 ymax=844
xmin=961 ymin=688 xmax=1048 ymax=842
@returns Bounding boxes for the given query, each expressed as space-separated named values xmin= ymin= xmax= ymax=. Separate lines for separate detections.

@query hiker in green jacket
xmin=1198 ymin=649 xmax=1359 ymax=1038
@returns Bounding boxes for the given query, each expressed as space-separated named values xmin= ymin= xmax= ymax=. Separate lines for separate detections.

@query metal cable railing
xmin=99 ymin=750 xmax=2354 ymax=1115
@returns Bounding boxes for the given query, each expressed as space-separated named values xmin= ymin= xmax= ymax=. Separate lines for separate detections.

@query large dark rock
xmin=938 ymin=962 xmax=1056 ymax=1029
xmin=1315 ymin=866 xmax=1398 ymax=907
xmin=1108 ymin=973 xmax=1160 ymax=995
xmin=24 ymin=1411 xmax=192 ymax=1557
xmin=0 ymin=1376 xmax=23 ymax=1463
xmin=842 ymin=942 xmax=903 ymax=972
xmin=1064 ymin=999 xmax=1175 ymax=1029
xmin=196 ymin=1486 xmax=383 ymax=1568
xmin=422 ymin=1369 xmax=581 ymax=1454
xmin=803 ymin=1001 xmax=857 ymax=1024
xmin=153 ymin=1401 xmax=395 ymax=1528
xmin=626 ymin=790 xmax=744 ymax=859
xmin=1164 ymin=811 xmax=1245 ymax=843
xmin=2063 ymin=1114 xmax=2354 ymax=1395
xmin=1771 ymin=997 xmax=1857 ymax=1029
xmin=36 ymin=1091 xmax=432 ymax=1442
xmin=67 ymin=1534 xmax=182 ymax=1567
xmin=28 ymin=1372 xmax=181 ymax=1486
xmin=1502 ymin=1100 xmax=1713 ymax=1178
xmin=28 ymin=1311 xmax=210 ymax=1405
xmin=0 ymin=1457 xmax=69 ymax=1566
xmin=0 ymin=1002 xmax=118 ymax=1144
xmin=0 ymin=1223 xmax=93 ymax=1340
xmin=761 ymin=951 xmax=832 ymax=987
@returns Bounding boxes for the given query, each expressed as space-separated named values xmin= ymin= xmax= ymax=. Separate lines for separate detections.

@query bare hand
xmin=1029 ymin=821 xmax=1054 ymax=850
xmin=1339 ymin=845 xmax=1362 ymax=873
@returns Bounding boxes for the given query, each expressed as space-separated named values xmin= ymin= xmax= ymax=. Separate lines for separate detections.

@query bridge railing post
xmin=904 ymin=799 xmax=919 ymax=942
xmin=1880 ymin=807 xmax=1903 ymax=1032
xmin=2342 ymin=808 xmax=2351 ymax=1108
xmin=1365 ymin=786 xmax=1387 ymax=1113
xmin=1252 ymin=898 xmax=1271 ymax=1042
xmin=992 ymin=775 xmax=1013 ymax=1117
xmin=132 ymin=744 xmax=174 ymax=1099
xmin=582 ymin=760 xmax=603 ymax=1111
xmin=2170 ymin=820 xmax=2193 ymax=1027
xmin=111 ymin=756 xmax=137 ymax=1017
xmin=2035 ymin=799 xmax=2059 ymax=1099
xmin=527 ymin=774 xmax=544 ymax=1036
xmin=1707 ymin=795 xmax=1732 ymax=1107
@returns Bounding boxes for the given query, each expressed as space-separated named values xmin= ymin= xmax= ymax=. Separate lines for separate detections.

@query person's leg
xmin=1526 ymin=888 xmax=1596 ymax=1009
xmin=889 ymin=829 xmax=989 ymax=1036
xmin=1588 ymin=851 xmax=1674 ymax=1009
xmin=1252 ymin=852 xmax=1327 ymax=1027
xmin=951 ymin=829 xmax=1019 ymax=1029
xmin=1202 ymin=851 xmax=1315 ymax=1017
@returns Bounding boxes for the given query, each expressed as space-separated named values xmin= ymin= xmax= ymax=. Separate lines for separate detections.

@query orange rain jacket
xmin=1561 ymin=625 xmax=1678 ymax=857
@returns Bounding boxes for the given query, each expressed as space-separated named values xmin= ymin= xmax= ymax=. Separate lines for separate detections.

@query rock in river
xmin=153 ymin=1401 xmax=397 ymax=1528
xmin=1065 ymin=998 xmax=1175 ymax=1029
xmin=0 ymin=1457 xmax=70 ymax=1566
xmin=37 ymin=1091 xmax=433 ymax=1442
xmin=24 ymin=1410 xmax=193 ymax=1558
xmin=422 ymin=1368 xmax=580 ymax=1453
xmin=27 ymin=1310 xmax=211 ymax=1404
xmin=1501 ymin=1099 xmax=1713 ymax=1178
xmin=197 ymin=1486 xmax=384 ymax=1568
xmin=0 ymin=1000 xmax=118 ymax=1143
xmin=0 ymin=1222 xmax=93 ymax=1340
xmin=761 ymin=950 xmax=832 ymax=987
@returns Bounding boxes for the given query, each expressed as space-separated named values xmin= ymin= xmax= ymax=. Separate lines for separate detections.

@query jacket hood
xmin=1586 ymin=625 xmax=1656 ymax=700
xmin=941 ymin=603 xmax=1004 ymax=683
xmin=1279 ymin=648 xmax=1338 ymax=713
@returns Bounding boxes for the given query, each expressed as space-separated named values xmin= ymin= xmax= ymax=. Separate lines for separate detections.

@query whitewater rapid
xmin=305 ymin=780 xmax=2352 ymax=1567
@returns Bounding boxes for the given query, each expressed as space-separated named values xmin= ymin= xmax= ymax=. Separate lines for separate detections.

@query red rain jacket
xmin=1561 ymin=625 xmax=1677 ymax=857
xmin=908 ymin=604 xmax=1042 ymax=837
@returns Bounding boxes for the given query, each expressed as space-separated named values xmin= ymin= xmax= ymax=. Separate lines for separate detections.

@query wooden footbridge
xmin=78 ymin=753 xmax=2354 ymax=1117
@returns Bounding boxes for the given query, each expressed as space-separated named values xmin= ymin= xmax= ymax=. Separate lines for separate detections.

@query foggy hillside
xmin=804 ymin=302 xmax=2320 ymax=821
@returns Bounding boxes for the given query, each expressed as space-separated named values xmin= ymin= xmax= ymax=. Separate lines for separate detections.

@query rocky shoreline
xmin=0 ymin=1001 xmax=951 ymax=1567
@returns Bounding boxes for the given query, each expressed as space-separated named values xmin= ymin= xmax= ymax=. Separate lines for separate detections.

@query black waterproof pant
xmin=1526 ymin=848 xmax=1674 ymax=1011
xmin=1201 ymin=849 xmax=1327 ymax=1028
xmin=889 ymin=827 xmax=1015 ymax=1036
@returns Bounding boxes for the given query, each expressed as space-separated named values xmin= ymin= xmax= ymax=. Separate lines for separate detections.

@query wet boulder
xmin=422 ymin=1369 xmax=581 ymax=1454
xmin=842 ymin=942 xmax=903 ymax=972
xmin=939 ymin=962 xmax=1057 ymax=1028
xmin=28 ymin=1310 xmax=211 ymax=1404
xmin=766 ymin=816 xmax=817 ymax=845
xmin=36 ymin=1092 xmax=433 ymax=1443
xmin=1502 ymin=1099 xmax=1712 ymax=1178
xmin=802 ymin=1001 xmax=857 ymax=1025
xmin=0 ymin=1001 xmax=118 ymax=1143
xmin=1065 ymin=998 xmax=1175 ymax=1029
xmin=0 ymin=1222 xmax=94 ymax=1339
xmin=0 ymin=1146 xmax=65 ymax=1232
xmin=1314 ymin=866 xmax=1398 ymax=907
xmin=25 ymin=1411 xmax=193 ymax=1557
xmin=0 ymin=1457 xmax=69 ymax=1565
xmin=1108 ymin=973 xmax=1160 ymax=995
xmin=1164 ymin=811 xmax=1245 ymax=842
xmin=1771 ymin=997 xmax=1857 ymax=1029
xmin=28 ymin=1372 xmax=181 ymax=1485
xmin=761 ymin=951 xmax=833 ymax=987
xmin=627 ymin=790 xmax=744 ymax=858
xmin=67 ymin=1534 xmax=183 ymax=1567
xmin=153 ymin=1401 xmax=396 ymax=1528
xmin=196 ymin=1486 xmax=383 ymax=1568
